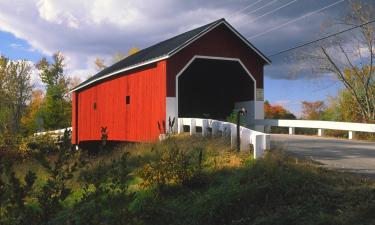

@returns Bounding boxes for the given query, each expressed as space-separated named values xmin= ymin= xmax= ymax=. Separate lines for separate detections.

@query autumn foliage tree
xmin=323 ymin=90 xmax=363 ymax=122
xmin=0 ymin=56 xmax=32 ymax=133
xmin=301 ymin=101 xmax=326 ymax=120
xmin=264 ymin=101 xmax=296 ymax=119
xmin=21 ymin=90 xmax=44 ymax=134
xmin=94 ymin=48 xmax=140 ymax=71
xmin=295 ymin=1 xmax=375 ymax=122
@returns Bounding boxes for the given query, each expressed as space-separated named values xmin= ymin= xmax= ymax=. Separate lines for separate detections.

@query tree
xmin=323 ymin=89 xmax=363 ymax=122
xmin=128 ymin=47 xmax=140 ymax=56
xmin=94 ymin=48 xmax=140 ymax=71
xmin=36 ymin=52 xmax=71 ymax=130
xmin=21 ymin=90 xmax=44 ymax=134
xmin=8 ymin=61 xmax=33 ymax=132
xmin=295 ymin=1 xmax=375 ymax=122
xmin=0 ymin=56 xmax=11 ymax=132
xmin=301 ymin=101 xmax=325 ymax=120
xmin=0 ymin=56 xmax=32 ymax=133
xmin=113 ymin=52 xmax=126 ymax=63
xmin=264 ymin=101 xmax=296 ymax=119
xmin=94 ymin=58 xmax=106 ymax=71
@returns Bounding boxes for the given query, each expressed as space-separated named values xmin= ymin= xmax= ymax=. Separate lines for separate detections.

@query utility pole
xmin=237 ymin=108 xmax=247 ymax=152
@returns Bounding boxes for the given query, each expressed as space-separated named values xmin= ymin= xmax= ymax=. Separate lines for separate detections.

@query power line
xmin=230 ymin=0 xmax=267 ymax=18
xmin=233 ymin=0 xmax=279 ymax=22
xmin=249 ymin=0 xmax=345 ymax=39
xmin=238 ymin=0 xmax=299 ymax=25
xmin=267 ymin=18 xmax=375 ymax=57
xmin=245 ymin=0 xmax=279 ymax=15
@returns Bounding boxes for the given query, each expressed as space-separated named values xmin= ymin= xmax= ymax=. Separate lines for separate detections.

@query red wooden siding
xmin=166 ymin=23 xmax=266 ymax=97
xmin=71 ymin=92 xmax=78 ymax=144
xmin=74 ymin=60 xmax=166 ymax=143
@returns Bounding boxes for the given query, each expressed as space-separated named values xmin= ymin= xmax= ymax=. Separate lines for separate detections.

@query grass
xmin=8 ymin=135 xmax=375 ymax=224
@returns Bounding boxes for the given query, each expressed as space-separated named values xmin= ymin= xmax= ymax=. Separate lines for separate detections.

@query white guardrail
xmin=177 ymin=118 xmax=270 ymax=159
xmin=34 ymin=120 xmax=271 ymax=159
xmin=252 ymin=119 xmax=375 ymax=139
xmin=34 ymin=127 xmax=72 ymax=138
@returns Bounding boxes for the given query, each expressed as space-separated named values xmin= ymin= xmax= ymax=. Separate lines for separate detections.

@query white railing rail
xmin=177 ymin=118 xmax=270 ymax=159
xmin=252 ymin=119 xmax=375 ymax=139
xmin=34 ymin=121 xmax=271 ymax=159
xmin=34 ymin=127 xmax=72 ymax=138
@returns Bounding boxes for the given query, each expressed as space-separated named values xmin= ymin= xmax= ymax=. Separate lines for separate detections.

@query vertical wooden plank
xmin=71 ymin=92 xmax=77 ymax=144
xmin=76 ymin=60 xmax=167 ymax=143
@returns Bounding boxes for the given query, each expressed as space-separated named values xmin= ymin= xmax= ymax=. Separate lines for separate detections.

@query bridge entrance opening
xmin=178 ymin=58 xmax=255 ymax=120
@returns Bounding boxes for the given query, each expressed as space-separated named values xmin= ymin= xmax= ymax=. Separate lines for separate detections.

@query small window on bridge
xmin=126 ymin=96 xmax=130 ymax=105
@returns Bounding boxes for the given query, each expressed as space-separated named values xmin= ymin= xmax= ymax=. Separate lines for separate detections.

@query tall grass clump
xmin=136 ymin=137 xmax=209 ymax=192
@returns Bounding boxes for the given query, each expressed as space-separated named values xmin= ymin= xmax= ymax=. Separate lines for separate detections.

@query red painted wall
xmin=71 ymin=92 xmax=78 ymax=144
xmin=74 ymin=61 xmax=166 ymax=143
xmin=166 ymin=23 xmax=266 ymax=97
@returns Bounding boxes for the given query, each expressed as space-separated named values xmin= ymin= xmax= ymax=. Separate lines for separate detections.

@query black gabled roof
xmin=72 ymin=18 xmax=270 ymax=92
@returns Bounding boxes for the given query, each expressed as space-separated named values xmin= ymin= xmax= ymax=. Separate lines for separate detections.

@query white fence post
xmin=254 ymin=134 xmax=264 ymax=159
xmin=212 ymin=121 xmax=220 ymax=136
xmin=289 ymin=127 xmax=295 ymax=135
xmin=190 ymin=119 xmax=196 ymax=135
xmin=230 ymin=124 xmax=237 ymax=149
xmin=349 ymin=131 xmax=356 ymax=140
xmin=318 ymin=128 xmax=325 ymax=137
xmin=178 ymin=118 xmax=184 ymax=134
xmin=222 ymin=123 xmax=231 ymax=138
xmin=240 ymin=128 xmax=251 ymax=151
xmin=264 ymin=134 xmax=271 ymax=150
xmin=202 ymin=119 xmax=209 ymax=137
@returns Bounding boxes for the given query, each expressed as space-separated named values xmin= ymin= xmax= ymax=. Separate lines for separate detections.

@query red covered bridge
xmin=70 ymin=18 xmax=271 ymax=145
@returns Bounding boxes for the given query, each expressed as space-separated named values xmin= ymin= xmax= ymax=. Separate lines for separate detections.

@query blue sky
xmin=0 ymin=0 xmax=358 ymax=116
xmin=0 ymin=31 xmax=43 ymax=61
xmin=264 ymin=76 xmax=342 ymax=116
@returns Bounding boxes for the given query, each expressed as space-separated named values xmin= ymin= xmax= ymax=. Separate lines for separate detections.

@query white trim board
xmin=70 ymin=19 xmax=269 ymax=93
xmin=175 ymin=55 xmax=257 ymax=118
xmin=70 ymin=56 xmax=168 ymax=93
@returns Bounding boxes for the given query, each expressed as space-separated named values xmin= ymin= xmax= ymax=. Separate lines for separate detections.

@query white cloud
xmin=0 ymin=0 xmax=348 ymax=82
xmin=0 ymin=0 xmax=234 ymax=81
xmin=29 ymin=63 xmax=44 ymax=89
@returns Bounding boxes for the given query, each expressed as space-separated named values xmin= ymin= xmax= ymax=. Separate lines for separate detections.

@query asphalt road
xmin=270 ymin=134 xmax=375 ymax=178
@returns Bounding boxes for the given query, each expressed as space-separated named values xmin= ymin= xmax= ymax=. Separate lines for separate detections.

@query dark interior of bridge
xmin=178 ymin=58 xmax=254 ymax=120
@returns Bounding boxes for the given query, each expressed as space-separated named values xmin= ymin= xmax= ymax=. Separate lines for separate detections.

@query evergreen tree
xmin=36 ymin=52 xmax=71 ymax=130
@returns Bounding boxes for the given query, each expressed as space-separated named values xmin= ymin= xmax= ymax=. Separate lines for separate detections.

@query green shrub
xmin=0 ymin=160 xmax=38 ymax=225
xmin=54 ymin=152 xmax=134 ymax=225
xmin=0 ymin=131 xmax=23 ymax=159
xmin=226 ymin=110 xmax=246 ymax=126
xmin=1 ymin=148 xmax=84 ymax=224
xmin=136 ymin=138 xmax=206 ymax=191
xmin=27 ymin=134 xmax=58 ymax=154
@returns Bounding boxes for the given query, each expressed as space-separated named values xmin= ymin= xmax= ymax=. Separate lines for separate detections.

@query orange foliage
xmin=21 ymin=90 xmax=44 ymax=134
xmin=301 ymin=101 xmax=325 ymax=120
xmin=264 ymin=101 xmax=296 ymax=119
